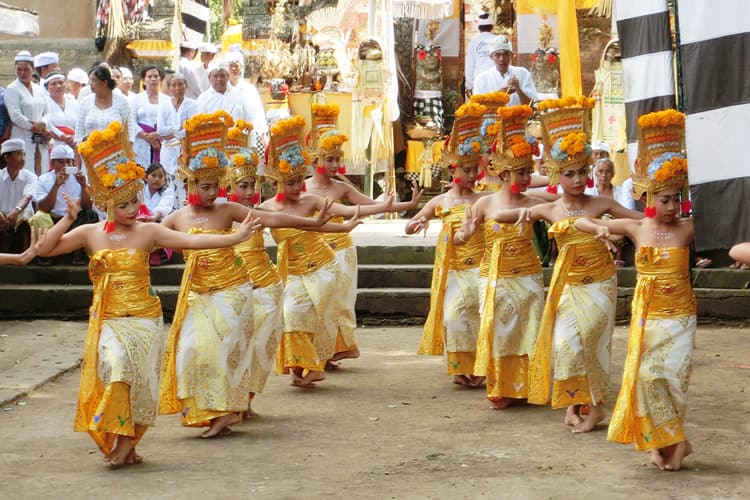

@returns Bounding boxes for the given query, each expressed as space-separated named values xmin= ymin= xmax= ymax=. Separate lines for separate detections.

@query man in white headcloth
xmin=118 ymin=66 xmax=137 ymax=103
xmin=196 ymin=59 xmax=253 ymax=123
xmin=465 ymin=13 xmax=497 ymax=98
xmin=6 ymin=50 xmax=50 ymax=174
xmin=193 ymin=42 xmax=218 ymax=94
xmin=473 ymin=36 xmax=538 ymax=106
xmin=34 ymin=51 xmax=60 ymax=91
xmin=66 ymin=68 xmax=89 ymax=100
xmin=226 ymin=49 xmax=268 ymax=144
xmin=178 ymin=41 xmax=203 ymax=100
xmin=0 ymin=138 xmax=36 ymax=253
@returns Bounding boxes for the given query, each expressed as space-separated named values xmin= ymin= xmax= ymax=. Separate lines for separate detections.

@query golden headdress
xmin=471 ymin=91 xmax=510 ymax=148
xmin=77 ymin=121 xmax=145 ymax=232
xmin=442 ymin=102 xmax=487 ymax=169
xmin=266 ymin=115 xmax=312 ymax=184
xmin=537 ymin=96 xmax=595 ymax=193
xmin=180 ymin=111 xmax=234 ymax=204
xmin=488 ymin=105 xmax=536 ymax=175
xmin=225 ymin=119 xmax=253 ymax=154
xmin=309 ymin=103 xmax=348 ymax=172
xmin=632 ymin=109 xmax=689 ymax=217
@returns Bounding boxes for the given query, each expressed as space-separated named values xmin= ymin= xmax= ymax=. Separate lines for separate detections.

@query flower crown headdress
xmin=471 ymin=91 xmax=510 ymax=148
xmin=78 ymin=121 xmax=145 ymax=232
xmin=442 ymin=102 xmax=487 ymax=169
xmin=633 ymin=109 xmax=690 ymax=217
xmin=227 ymin=146 xmax=262 ymax=204
xmin=487 ymin=105 xmax=537 ymax=192
xmin=225 ymin=119 xmax=253 ymax=154
xmin=308 ymin=103 xmax=348 ymax=174
xmin=179 ymin=111 xmax=233 ymax=204
xmin=537 ymin=96 xmax=595 ymax=193
xmin=266 ymin=115 xmax=312 ymax=184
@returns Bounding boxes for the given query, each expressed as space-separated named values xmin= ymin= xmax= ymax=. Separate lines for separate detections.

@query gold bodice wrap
xmin=528 ymin=218 xmax=617 ymax=405
xmin=322 ymin=215 xmax=354 ymax=251
xmin=234 ymin=231 xmax=281 ymax=289
xmin=182 ymin=228 xmax=249 ymax=293
xmin=609 ymin=247 xmax=696 ymax=444
xmin=76 ymin=249 xmax=161 ymax=434
xmin=479 ymin=221 xmax=541 ymax=278
xmin=271 ymin=227 xmax=336 ymax=279
xmin=418 ymin=204 xmax=484 ymax=355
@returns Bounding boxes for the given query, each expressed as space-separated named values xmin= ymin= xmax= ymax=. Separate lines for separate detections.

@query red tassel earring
xmin=103 ymin=220 xmax=115 ymax=233
xmin=187 ymin=193 xmax=201 ymax=206
xmin=301 ymin=182 xmax=307 ymax=192
xmin=229 ymin=193 xmax=240 ymax=202
xmin=316 ymin=166 xmax=326 ymax=174
xmin=644 ymin=206 xmax=656 ymax=218
xmin=275 ymin=192 xmax=286 ymax=202
xmin=546 ymin=184 xmax=558 ymax=194
xmin=680 ymin=200 xmax=692 ymax=215
xmin=251 ymin=192 xmax=261 ymax=205
xmin=453 ymin=176 xmax=461 ymax=184
xmin=338 ymin=166 xmax=346 ymax=175
xmin=138 ymin=203 xmax=151 ymax=217
xmin=586 ymin=176 xmax=594 ymax=188
xmin=218 ymin=187 xmax=227 ymax=198
xmin=477 ymin=169 xmax=486 ymax=181
xmin=511 ymin=183 xmax=520 ymax=194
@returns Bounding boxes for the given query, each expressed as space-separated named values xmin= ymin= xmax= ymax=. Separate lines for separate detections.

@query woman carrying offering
xmin=458 ymin=104 xmax=545 ymax=408
xmin=305 ymin=103 xmax=422 ymax=368
xmin=259 ymin=115 xmax=391 ymax=389
xmin=405 ymin=102 xmax=487 ymax=387
xmin=35 ymin=121 xmax=259 ymax=468
xmin=575 ymin=110 xmax=696 ymax=470
xmin=491 ymin=97 xmax=642 ymax=432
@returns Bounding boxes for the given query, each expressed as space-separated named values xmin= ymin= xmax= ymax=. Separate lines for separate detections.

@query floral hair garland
xmin=550 ymin=132 xmax=591 ymax=161
xmin=189 ymin=146 xmax=229 ymax=171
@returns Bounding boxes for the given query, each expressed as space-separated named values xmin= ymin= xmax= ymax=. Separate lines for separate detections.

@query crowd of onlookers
xmin=0 ymin=41 xmax=271 ymax=265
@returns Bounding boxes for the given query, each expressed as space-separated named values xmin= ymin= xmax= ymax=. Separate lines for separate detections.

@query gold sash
xmin=418 ymin=204 xmax=484 ymax=355
xmin=528 ymin=217 xmax=616 ymax=404
xmin=608 ymin=247 xmax=696 ymax=444
xmin=75 ymin=249 xmax=161 ymax=450
xmin=271 ymin=227 xmax=336 ymax=280
xmin=234 ymin=231 xmax=282 ymax=289
xmin=323 ymin=215 xmax=354 ymax=251
xmin=159 ymin=229 xmax=251 ymax=415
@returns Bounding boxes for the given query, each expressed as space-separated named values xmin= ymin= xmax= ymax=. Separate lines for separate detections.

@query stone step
xmin=1 ymin=283 xmax=748 ymax=322
xmin=3 ymin=263 xmax=750 ymax=290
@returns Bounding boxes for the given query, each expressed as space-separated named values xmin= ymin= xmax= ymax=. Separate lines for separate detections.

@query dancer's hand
xmin=459 ymin=206 xmax=479 ymax=241
xmin=344 ymin=205 xmax=362 ymax=231
xmin=235 ymin=211 xmax=262 ymax=241
xmin=314 ymin=199 xmax=334 ymax=226
xmin=514 ymin=207 xmax=531 ymax=236
xmin=62 ymin=193 xmax=81 ymax=220
xmin=407 ymin=181 xmax=424 ymax=209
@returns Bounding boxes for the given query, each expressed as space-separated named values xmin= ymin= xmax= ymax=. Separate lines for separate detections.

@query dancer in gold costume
xmin=406 ymin=102 xmax=487 ymax=387
xmin=260 ymin=115 xmax=393 ymax=388
xmin=305 ymin=103 xmax=421 ymax=368
xmin=576 ymin=109 xmax=696 ymax=470
xmin=36 ymin=121 xmax=258 ymax=467
xmin=489 ymin=97 xmax=642 ymax=431
xmin=458 ymin=104 xmax=546 ymax=407
xmin=159 ymin=112 xmax=334 ymax=437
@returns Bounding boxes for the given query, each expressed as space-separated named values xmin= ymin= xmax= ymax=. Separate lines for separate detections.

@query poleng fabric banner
xmin=676 ymin=0 xmax=750 ymax=251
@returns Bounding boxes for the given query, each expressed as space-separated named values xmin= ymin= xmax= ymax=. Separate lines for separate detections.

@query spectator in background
xmin=465 ymin=13 xmax=497 ymax=99
xmin=0 ymin=139 xmax=36 ymax=254
xmin=75 ymin=64 xmax=136 ymax=145
xmin=33 ymin=51 xmax=60 ymax=90
xmin=178 ymin=41 xmax=203 ymax=100
xmin=196 ymin=60 xmax=253 ymax=122
xmin=6 ymin=50 xmax=50 ymax=175
xmin=118 ymin=66 xmax=136 ymax=103
xmin=45 ymin=72 xmax=78 ymax=149
xmin=131 ymin=65 xmax=168 ymax=167
xmin=0 ymin=84 xmax=11 ymax=143
xmin=227 ymin=50 xmax=268 ymax=148
xmin=139 ymin=162 xmax=176 ymax=265
xmin=194 ymin=42 xmax=218 ymax=94
xmin=66 ymin=68 xmax=89 ymax=100
xmin=473 ymin=37 xmax=538 ymax=106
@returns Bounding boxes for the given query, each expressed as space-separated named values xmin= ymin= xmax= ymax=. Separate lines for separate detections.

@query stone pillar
xmin=242 ymin=0 xmax=272 ymax=40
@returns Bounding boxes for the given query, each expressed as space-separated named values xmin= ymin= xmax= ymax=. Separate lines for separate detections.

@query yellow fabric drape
xmin=234 ymin=231 xmax=282 ymax=289
xmin=608 ymin=247 xmax=696 ymax=448
xmin=322 ymin=216 xmax=355 ymax=252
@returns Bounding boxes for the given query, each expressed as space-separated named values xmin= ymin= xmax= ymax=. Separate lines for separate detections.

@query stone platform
xmin=1 ymin=220 xmax=749 ymax=322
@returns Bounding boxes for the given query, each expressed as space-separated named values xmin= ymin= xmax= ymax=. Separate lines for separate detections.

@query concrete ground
xmin=1 ymin=321 xmax=749 ymax=499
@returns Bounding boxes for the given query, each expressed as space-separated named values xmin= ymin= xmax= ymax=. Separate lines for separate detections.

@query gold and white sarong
xmin=324 ymin=219 xmax=358 ymax=353
xmin=608 ymin=246 xmax=697 ymax=450
xmin=419 ymin=204 xmax=484 ymax=375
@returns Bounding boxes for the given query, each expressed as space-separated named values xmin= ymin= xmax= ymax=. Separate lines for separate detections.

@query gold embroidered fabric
xmin=478 ymin=221 xmax=541 ymax=278
xmin=248 ymin=281 xmax=284 ymax=393
xmin=418 ymin=204 xmax=484 ymax=360
xmin=332 ymin=245 xmax=358 ymax=351
xmin=75 ymin=248 xmax=162 ymax=455
xmin=528 ymin=217 xmax=617 ymax=407
xmin=183 ymin=228 xmax=249 ymax=293
xmin=608 ymin=247 xmax=696 ymax=450
xmin=234 ymin=231 xmax=282 ymax=289
xmin=322 ymin=215 xmax=355 ymax=251
xmin=271 ymin=227 xmax=336 ymax=278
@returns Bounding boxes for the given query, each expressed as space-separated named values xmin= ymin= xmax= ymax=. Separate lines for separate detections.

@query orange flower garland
xmin=637 ymin=109 xmax=685 ymax=128
xmin=537 ymin=96 xmax=595 ymax=112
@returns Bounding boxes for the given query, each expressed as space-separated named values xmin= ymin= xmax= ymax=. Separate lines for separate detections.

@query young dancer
xmin=259 ymin=115 xmax=391 ymax=388
xmin=158 ymin=112 xmax=337 ymax=437
xmin=489 ymin=97 xmax=642 ymax=431
xmin=575 ymin=109 xmax=696 ymax=470
xmin=305 ymin=103 xmax=422 ymax=368
xmin=36 ymin=121 xmax=259 ymax=467
xmin=470 ymin=91 xmax=510 ymax=192
xmin=405 ymin=102 xmax=487 ymax=387
xmin=457 ymin=104 xmax=545 ymax=407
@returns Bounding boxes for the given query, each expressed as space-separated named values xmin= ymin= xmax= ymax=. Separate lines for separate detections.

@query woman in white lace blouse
xmin=75 ymin=64 xmax=136 ymax=145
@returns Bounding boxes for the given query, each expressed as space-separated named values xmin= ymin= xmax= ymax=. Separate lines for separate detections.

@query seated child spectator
xmin=139 ymin=162 xmax=176 ymax=265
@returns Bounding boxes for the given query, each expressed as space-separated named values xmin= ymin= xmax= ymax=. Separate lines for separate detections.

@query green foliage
xmin=208 ymin=0 xmax=244 ymax=43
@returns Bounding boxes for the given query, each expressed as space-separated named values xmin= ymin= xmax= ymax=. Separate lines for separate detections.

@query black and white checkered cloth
xmin=413 ymin=97 xmax=444 ymax=133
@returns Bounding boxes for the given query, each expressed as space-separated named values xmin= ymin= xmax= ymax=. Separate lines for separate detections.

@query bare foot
xmin=663 ymin=441 xmax=692 ymax=471
xmin=127 ymin=448 xmax=144 ymax=465
xmin=331 ymin=347 xmax=360 ymax=362
xmin=572 ymin=404 xmax=605 ymax=433
xmin=453 ymin=375 xmax=472 ymax=387
xmin=490 ymin=397 xmax=513 ymax=410
xmin=564 ymin=405 xmax=583 ymax=427
xmin=105 ymin=437 xmax=134 ymax=468
xmin=650 ymin=449 xmax=666 ymax=470
xmin=324 ymin=360 xmax=340 ymax=371
xmin=200 ymin=413 xmax=240 ymax=438
xmin=243 ymin=406 xmax=260 ymax=420
xmin=291 ymin=370 xmax=325 ymax=389
xmin=469 ymin=375 xmax=486 ymax=388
